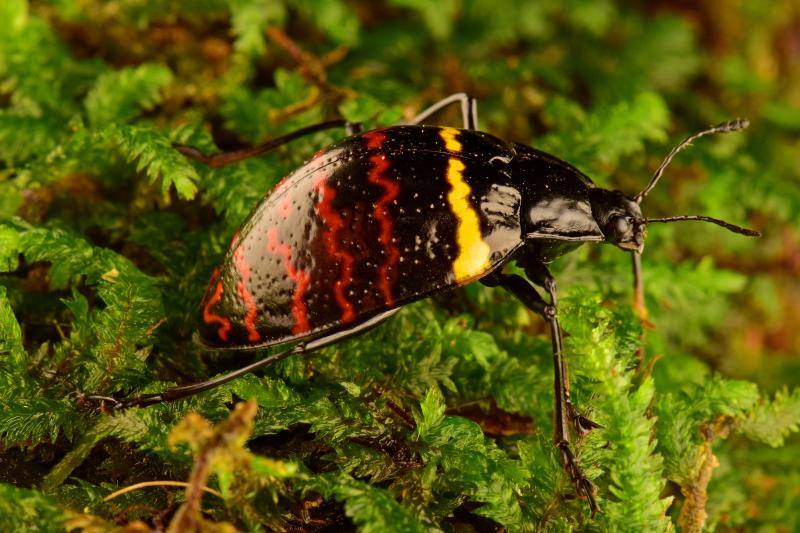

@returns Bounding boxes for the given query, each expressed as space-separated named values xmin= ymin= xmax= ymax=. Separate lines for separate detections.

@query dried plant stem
xmin=678 ymin=442 xmax=720 ymax=533
xmin=103 ymin=481 xmax=223 ymax=502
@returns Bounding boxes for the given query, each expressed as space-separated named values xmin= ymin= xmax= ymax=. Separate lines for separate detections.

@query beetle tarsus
xmin=83 ymin=394 xmax=122 ymax=414
xmin=84 ymin=393 xmax=155 ymax=413
xmin=557 ymin=440 xmax=600 ymax=515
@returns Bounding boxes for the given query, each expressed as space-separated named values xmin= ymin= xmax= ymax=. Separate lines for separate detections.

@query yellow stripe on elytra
xmin=440 ymin=126 xmax=462 ymax=152
xmin=438 ymin=128 xmax=491 ymax=282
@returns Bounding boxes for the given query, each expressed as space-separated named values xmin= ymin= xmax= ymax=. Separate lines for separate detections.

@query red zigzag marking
xmin=313 ymin=170 xmax=356 ymax=323
xmin=267 ymin=227 xmax=311 ymax=334
xmin=363 ymin=131 xmax=399 ymax=306
xmin=233 ymin=246 xmax=260 ymax=342
xmin=202 ymin=269 xmax=233 ymax=342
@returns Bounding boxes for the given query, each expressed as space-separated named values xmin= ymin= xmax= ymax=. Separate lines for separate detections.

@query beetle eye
xmin=613 ymin=217 xmax=631 ymax=236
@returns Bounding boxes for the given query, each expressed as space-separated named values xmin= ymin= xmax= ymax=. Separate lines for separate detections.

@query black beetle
xmin=94 ymin=93 xmax=759 ymax=513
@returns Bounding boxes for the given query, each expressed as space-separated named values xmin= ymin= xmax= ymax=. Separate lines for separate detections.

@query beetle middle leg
xmin=483 ymin=271 xmax=599 ymax=514
xmin=405 ymin=92 xmax=479 ymax=130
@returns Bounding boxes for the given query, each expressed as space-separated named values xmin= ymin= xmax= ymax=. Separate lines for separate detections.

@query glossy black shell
xmin=199 ymin=125 xmax=600 ymax=349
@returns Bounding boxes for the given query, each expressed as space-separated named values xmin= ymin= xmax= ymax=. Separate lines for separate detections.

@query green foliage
xmin=1 ymin=0 xmax=799 ymax=531
xmin=103 ymin=123 xmax=200 ymax=199
xmin=739 ymin=388 xmax=800 ymax=447
xmin=540 ymin=91 xmax=671 ymax=176
xmin=0 ymin=482 xmax=67 ymax=532
xmin=85 ymin=64 xmax=173 ymax=128
xmin=559 ymin=291 xmax=671 ymax=531
xmin=304 ymin=473 xmax=431 ymax=533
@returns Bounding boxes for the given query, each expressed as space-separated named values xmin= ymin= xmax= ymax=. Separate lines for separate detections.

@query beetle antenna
xmin=634 ymin=118 xmax=749 ymax=204
xmin=645 ymin=215 xmax=760 ymax=237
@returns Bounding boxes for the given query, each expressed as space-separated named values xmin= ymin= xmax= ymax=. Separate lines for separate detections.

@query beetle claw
xmin=83 ymin=394 xmax=124 ymax=414
xmin=567 ymin=404 xmax=602 ymax=437
xmin=574 ymin=413 xmax=603 ymax=437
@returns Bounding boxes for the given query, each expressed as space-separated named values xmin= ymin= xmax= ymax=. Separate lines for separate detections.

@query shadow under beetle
xmin=95 ymin=93 xmax=760 ymax=514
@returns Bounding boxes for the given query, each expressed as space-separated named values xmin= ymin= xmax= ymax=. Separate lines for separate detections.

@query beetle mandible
xmin=98 ymin=93 xmax=760 ymax=513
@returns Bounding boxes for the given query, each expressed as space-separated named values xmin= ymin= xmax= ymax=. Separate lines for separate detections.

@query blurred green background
xmin=0 ymin=0 xmax=799 ymax=531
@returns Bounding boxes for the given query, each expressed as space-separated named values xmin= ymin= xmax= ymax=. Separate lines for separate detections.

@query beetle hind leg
xmin=174 ymin=119 xmax=362 ymax=168
xmin=85 ymin=310 xmax=400 ymax=412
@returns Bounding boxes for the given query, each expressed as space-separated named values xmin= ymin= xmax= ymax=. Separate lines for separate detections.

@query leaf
xmin=229 ymin=0 xmax=286 ymax=58
xmin=0 ymin=226 xmax=21 ymax=271
xmin=85 ymin=63 xmax=174 ymax=128
xmin=41 ymin=415 xmax=144 ymax=493
xmin=0 ymin=482 xmax=67 ymax=532
xmin=303 ymin=473 xmax=432 ymax=533
xmin=415 ymin=386 xmax=446 ymax=440
xmin=287 ymin=0 xmax=360 ymax=45
xmin=104 ymin=124 xmax=200 ymax=199
xmin=540 ymin=91 xmax=671 ymax=174
xmin=739 ymin=388 xmax=800 ymax=447
xmin=561 ymin=292 xmax=672 ymax=531
xmin=0 ymin=112 xmax=65 ymax=166
xmin=251 ymin=456 xmax=298 ymax=478
xmin=696 ymin=376 xmax=759 ymax=419
xmin=0 ymin=0 xmax=27 ymax=36
xmin=388 ymin=0 xmax=458 ymax=39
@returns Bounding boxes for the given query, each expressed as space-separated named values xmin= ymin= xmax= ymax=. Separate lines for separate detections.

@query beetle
xmin=97 ymin=93 xmax=759 ymax=513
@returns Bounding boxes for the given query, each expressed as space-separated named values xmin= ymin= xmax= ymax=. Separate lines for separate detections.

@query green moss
xmin=0 ymin=0 xmax=798 ymax=530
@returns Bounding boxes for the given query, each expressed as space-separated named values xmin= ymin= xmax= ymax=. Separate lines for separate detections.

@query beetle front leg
xmin=484 ymin=272 xmax=599 ymax=514
xmin=523 ymin=264 xmax=602 ymax=437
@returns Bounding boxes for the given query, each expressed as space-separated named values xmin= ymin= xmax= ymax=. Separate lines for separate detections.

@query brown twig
xmin=265 ymin=26 xmax=356 ymax=103
xmin=167 ymin=401 xmax=256 ymax=532
xmin=268 ymin=85 xmax=321 ymax=123
xmin=266 ymin=26 xmax=329 ymax=87
xmin=146 ymin=317 xmax=167 ymax=336
xmin=677 ymin=442 xmax=719 ymax=533
xmin=368 ymin=385 xmax=416 ymax=429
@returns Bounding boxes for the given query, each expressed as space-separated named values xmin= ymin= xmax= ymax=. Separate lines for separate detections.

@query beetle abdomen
xmin=199 ymin=126 xmax=522 ymax=349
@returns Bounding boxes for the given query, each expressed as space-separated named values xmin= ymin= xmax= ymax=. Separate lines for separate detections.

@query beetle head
xmin=589 ymin=188 xmax=646 ymax=253
xmin=599 ymin=119 xmax=760 ymax=254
